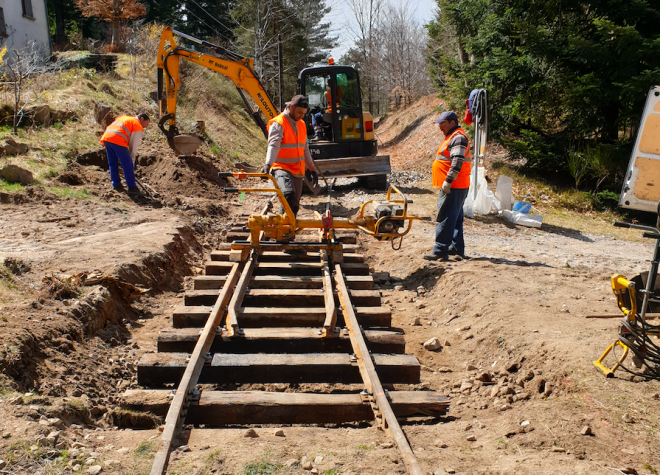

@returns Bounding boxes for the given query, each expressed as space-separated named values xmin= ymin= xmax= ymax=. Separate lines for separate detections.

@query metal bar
xmin=334 ymin=262 xmax=424 ymax=475
xmin=149 ymin=262 xmax=242 ymax=475
xmin=226 ymin=251 xmax=259 ymax=336
xmin=321 ymin=249 xmax=337 ymax=337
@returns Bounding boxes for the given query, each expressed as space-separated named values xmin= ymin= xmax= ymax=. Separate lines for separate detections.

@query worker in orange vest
xmin=424 ymin=111 xmax=471 ymax=262
xmin=100 ymin=113 xmax=150 ymax=195
xmin=263 ymin=95 xmax=319 ymax=219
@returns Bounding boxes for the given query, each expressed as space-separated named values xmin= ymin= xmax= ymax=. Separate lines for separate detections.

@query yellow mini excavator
xmin=156 ymin=27 xmax=390 ymax=189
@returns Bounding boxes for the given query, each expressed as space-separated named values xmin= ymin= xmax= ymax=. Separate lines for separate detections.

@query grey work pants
xmin=272 ymin=169 xmax=303 ymax=217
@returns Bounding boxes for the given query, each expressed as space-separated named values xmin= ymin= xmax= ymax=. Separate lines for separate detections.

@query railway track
xmin=122 ymin=209 xmax=449 ymax=475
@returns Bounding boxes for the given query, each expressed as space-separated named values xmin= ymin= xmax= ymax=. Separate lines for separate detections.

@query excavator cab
xmin=298 ymin=65 xmax=377 ymax=161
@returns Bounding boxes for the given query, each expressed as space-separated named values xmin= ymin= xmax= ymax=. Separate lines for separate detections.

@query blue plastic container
xmin=512 ymin=201 xmax=532 ymax=214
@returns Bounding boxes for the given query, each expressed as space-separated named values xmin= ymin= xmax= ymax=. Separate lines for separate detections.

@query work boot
xmin=127 ymin=187 xmax=145 ymax=197
xmin=448 ymin=249 xmax=469 ymax=261
xmin=112 ymin=184 xmax=125 ymax=192
xmin=423 ymin=253 xmax=448 ymax=262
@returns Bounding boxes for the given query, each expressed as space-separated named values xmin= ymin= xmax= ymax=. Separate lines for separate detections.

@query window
xmin=0 ymin=8 xmax=6 ymax=37
xmin=22 ymin=0 xmax=34 ymax=19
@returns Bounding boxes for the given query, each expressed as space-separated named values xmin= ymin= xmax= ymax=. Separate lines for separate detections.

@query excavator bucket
xmin=172 ymin=134 xmax=203 ymax=156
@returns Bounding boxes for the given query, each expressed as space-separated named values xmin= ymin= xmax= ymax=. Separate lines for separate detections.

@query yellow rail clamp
xmin=593 ymin=274 xmax=636 ymax=377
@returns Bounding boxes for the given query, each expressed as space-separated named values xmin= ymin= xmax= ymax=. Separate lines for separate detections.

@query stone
xmin=178 ymin=445 xmax=191 ymax=452
xmin=464 ymin=334 xmax=474 ymax=340
xmin=466 ymin=434 xmax=477 ymax=442
xmin=274 ymin=429 xmax=285 ymax=437
xmin=31 ymin=105 xmax=52 ymax=126
xmin=475 ymin=371 xmax=491 ymax=382
xmin=415 ymin=302 xmax=426 ymax=309
xmin=394 ymin=283 xmax=404 ymax=291
xmin=412 ymin=317 xmax=421 ymax=326
xmin=379 ymin=442 xmax=394 ymax=449
xmin=310 ymin=469 xmax=319 ymax=475
xmin=94 ymin=102 xmax=114 ymax=128
xmin=0 ymin=460 xmax=5 ymax=469
xmin=302 ymin=459 xmax=313 ymax=470
xmin=72 ymin=442 xmax=87 ymax=449
xmin=284 ymin=459 xmax=297 ymax=468
xmin=314 ymin=455 xmax=323 ymax=464
xmin=437 ymin=367 xmax=452 ymax=372
xmin=651 ymin=393 xmax=659 ymax=400
xmin=443 ymin=339 xmax=451 ymax=347
xmin=520 ymin=420 xmax=530 ymax=426
xmin=466 ymin=364 xmax=478 ymax=371
xmin=73 ymin=465 xmax=81 ymax=472
xmin=580 ymin=426 xmax=592 ymax=436
xmin=48 ymin=418 xmax=64 ymax=429
xmin=8 ymin=396 xmax=24 ymax=405
xmin=423 ymin=337 xmax=442 ymax=351
xmin=244 ymin=429 xmax=259 ymax=438
xmin=523 ymin=370 xmax=535 ymax=381
xmin=116 ymin=448 xmax=129 ymax=454
xmin=104 ymin=460 xmax=119 ymax=467
xmin=87 ymin=466 xmax=102 ymax=475
xmin=464 ymin=424 xmax=473 ymax=431
xmin=434 ymin=470 xmax=449 ymax=475
xmin=459 ymin=382 xmax=473 ymax=392
xmin=490 ymin=387 xmax=499 ymax=398
xmin=0 ymin=164 xmax=33 ymax=184
xmin=622 ymin=413 xmax=634 ymax=423
xmin=85 ymin=457 xmax=97 ymax=465
xmin=433 ymin=439 xmax=448 ymax=448
xmin=551 ymin=447 xmax=565 ymax=453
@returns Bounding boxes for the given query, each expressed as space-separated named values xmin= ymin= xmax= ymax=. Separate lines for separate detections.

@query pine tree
xmin=75 ymin=0 xmax=146 ymax=46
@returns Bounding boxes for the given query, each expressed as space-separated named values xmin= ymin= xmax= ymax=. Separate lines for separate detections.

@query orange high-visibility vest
xmin=432 ymin=127 xmax=472 ymax=189
xmin=268 ymin=113 xmax=307 ymax=177
xmin=100 ymin=116 xmax=144 ymax=148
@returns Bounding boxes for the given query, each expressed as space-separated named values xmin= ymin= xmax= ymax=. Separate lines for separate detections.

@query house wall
xmin=2 ymin=0 xmax=51 ymax=55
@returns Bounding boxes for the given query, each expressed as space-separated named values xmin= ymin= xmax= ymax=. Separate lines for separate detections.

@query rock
xmin=464 ymin=424 xmax=473 ymax=431
xmin=506 ymin=362 xmax=520 ymax=373
xmin=310 ymin=469 xmax=319 ymax=475
xmin=520 ymin=420 xmax=530 ymax=426
xmin=85 ymin=457 xmax=97 ymax=465
xmin=72 ymin=442 xmax=87 ymax=449
xmin=8 ymin=396 xmax=24 ymax=405
xmin=466 ymin=364 xmax=478 ymax=371
xmin=274 ymin=429 xmax=285 ymax=437
xmin=0 ymin=461 xmax=5 ymax=469
xmin=518 ymin=391 xmax=530 ymax=400
xmin=104 ymin=460 xmax=119 ymax=467
xmin=412 ymin=317 xmax=421 ymax=326
xmin=620 ymin=468 xmax=638 ymax=474
xmin=459 ymin=325 xmax=471 ymax=332
xmin=423 ymin=337 xmax=442 ymax=351
xmin=394 ymin=283 xmax=404 ymax=291
xmin=433 ymin=439 xmax=448 ymax=448
xmin=523 ymin=370 xmax=535 ymax=381
xmin=48 ymin=418 xmax=64 ymax=429
xmin=459 ymin=382 xmax=473 ymax=392
xmin=284 ymin=459 xmax=297 ymax=468
xmin=499 ymin=404 xmax=511 ymax=411
xmin=379 ymin=442 xmax=394 ymax=448
xmin=94 ymin=102 xmax=114 ymax=128
xmin=302 ymin=460 xmax=313 ymax=470
xmin=415 ymin=302 xmax=426 ymax=309
xmin=443 ymin=339 xmax=451 ymax=347
xmin=622 ymin=413 xmax=634 ymax=423
xmin=551 ymin=447 xmax=565 ymax=453
xmin=651 ymin=393 xmax=659 ymax=400
xmin=475 ymin=371 xmax=491 ymax=382
xmin=314 ymin=455 xmax=323 ymax=464
xmin=466 ymin=434 xmax=477 ymax=442
xmin=243 ymin=429 xmax=259 ymax=438
xmin=0 ymin=164 xmax=33 ymax=184
xmin=373 ymin=272 xmax=390 ymax=283
xmin=73 ymin=465 xmax=81 ymax=472
xmin=434 ymin=470 xmax=449 ymax=475
xmin=580 ymin=426 xmax=592 ymax=436
xmin=116 ymin=448 xmax=129 ymax=454
xmin=178 ymin=445 xmax=191 ymax=452
xmin=87 ymin=466 xmax=102 ymax=475
xmin=490 ymin=387 xmax=499 ymax=398
xmin=30 ymin=105 xmax=52 ymax=126
xmin=464 ymin=333 xmax=474 ymax=340
xmin=437 ymin=367 xmax=452 ymax=372
xmin=417 ymin=285 xmax=426 ymax=294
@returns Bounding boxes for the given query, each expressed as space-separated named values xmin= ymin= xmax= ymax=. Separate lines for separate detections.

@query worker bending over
xmin=100 ymin=113 xmax=150 ymax=195
xmin=425 ymin=111 xmax=471 ymax=261
xmin=263 ymin=95 xmax=319 ymax=217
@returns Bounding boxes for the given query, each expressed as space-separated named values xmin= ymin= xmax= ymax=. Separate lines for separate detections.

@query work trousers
xmin=104 ymin=141 xmax=136 ymax=189
xmin=432 ymin=187 xmax=469 ymax=257
xmin=272 ymin=168 xmax=303 ymax=217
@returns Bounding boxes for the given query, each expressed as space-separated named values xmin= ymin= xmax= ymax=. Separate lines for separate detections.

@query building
xmin=0 ymin=0 xmax=52 ymax=56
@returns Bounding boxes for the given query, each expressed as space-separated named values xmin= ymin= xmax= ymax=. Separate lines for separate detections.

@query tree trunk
xmin=53 ymin=0 xmax=65 ymax=45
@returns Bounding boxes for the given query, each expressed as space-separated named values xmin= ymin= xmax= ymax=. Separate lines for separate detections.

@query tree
xmin=75 ymin=0 xmax=147 ymax=46
xmin=428 ymin=0 xmax=660 ymax=185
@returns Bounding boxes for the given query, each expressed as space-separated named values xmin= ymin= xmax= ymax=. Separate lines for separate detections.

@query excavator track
xmin=121 ymin=211 xmax=449 ymax=475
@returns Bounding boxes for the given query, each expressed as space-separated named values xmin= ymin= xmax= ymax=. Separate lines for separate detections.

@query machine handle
xmin=614 ymin=222 xmax=630 ymax=228
xmin=224 ymin=187 xmax=239 ymax=192
xmin=218 ymin=172 xmax=233 ymax=177
xmin=643 ymin=232 xmax=660 ymax=240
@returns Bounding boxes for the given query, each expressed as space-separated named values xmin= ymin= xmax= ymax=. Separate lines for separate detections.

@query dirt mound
xmin=0 ymin=186 xmax=60 ymax=204
xmin=56 ymin=171 xmax=85 ymax=186
xmin=377 ymin=95 xmax=446 ymax=173
xmin=75 ymin=149 xmax=108 ymax=169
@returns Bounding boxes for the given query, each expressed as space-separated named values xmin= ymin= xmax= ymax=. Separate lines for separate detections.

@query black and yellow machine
xmin=156 ymin=27 xmax=390 ymax=188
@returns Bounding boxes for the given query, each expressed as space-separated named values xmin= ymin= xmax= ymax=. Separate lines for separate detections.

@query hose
xmin=614 ymin=316 xmax=660 ymax=379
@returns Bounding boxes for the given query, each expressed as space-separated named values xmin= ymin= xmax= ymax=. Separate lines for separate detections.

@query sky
xmin=324 ymin=0 xmax=438 ymax=60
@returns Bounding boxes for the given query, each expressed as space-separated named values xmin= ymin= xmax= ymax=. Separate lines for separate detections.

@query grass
xmin=355 ymin=443 xmax=375 ymax=452
xmin=46 ymin=186 xmax=90 ymax=200
xmin=65 ymin=398 xmax=86 ymax=411
xmin=1 ymin=441 xmax=70 ymax=474
xmin=323 ymin=470 xmax=340 ymax=475
xmin=0 ymin=179 xmax=26 ymax=193
xmin=243 ymin=460 xmax=282 ymax=475
xmin=644 ymin=463 xmax=658 ymax=474
xmin=134 ymin=439 xmax=155 ymax=457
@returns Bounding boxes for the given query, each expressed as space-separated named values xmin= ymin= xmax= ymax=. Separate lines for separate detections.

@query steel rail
xmin=335 ymin=262 xmax=424 ymax=475
xmin=150 ymin=262 xmax=243 ymax=475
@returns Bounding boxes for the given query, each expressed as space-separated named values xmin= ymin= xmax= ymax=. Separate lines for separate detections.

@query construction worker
xmin=424 ymin=111 xmax=471 ymax=262
xmin=100 ymin=113 xmax=150 ymax=195
xmin=263 ymin=95 xmax=319 ymax=218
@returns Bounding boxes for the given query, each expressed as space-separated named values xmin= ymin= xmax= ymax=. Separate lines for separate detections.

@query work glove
xmin=262 ymin=164 xmax=271 ymax=180
xmin=311 ymin=171 xmax=319 ymax=188
xmin=441 ymin=181 xmax=452 ymax=195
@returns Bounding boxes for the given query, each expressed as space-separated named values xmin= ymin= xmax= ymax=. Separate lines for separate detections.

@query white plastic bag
xmin=463 ymin=192 xmax=474 ymax=218
xmin=500 ymin=210 xmax=543 ymax=228
xmin=473 ymin=178 xmax=494 ymax=215
xmin=495 ymin=175 xmax=513 ymax=211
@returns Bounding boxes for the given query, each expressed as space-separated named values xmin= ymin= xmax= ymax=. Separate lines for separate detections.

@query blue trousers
xmin=104 ymin=141 xmax=136 ymax=188
xmin=432 ymin=187 xmax=469 ymax=257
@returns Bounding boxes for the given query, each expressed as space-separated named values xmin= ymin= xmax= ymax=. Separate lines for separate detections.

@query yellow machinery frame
xmin=219 ymin=171 xmax=429 ymax=246
xmin=593 ymin=274 xmax=637 ymax=377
